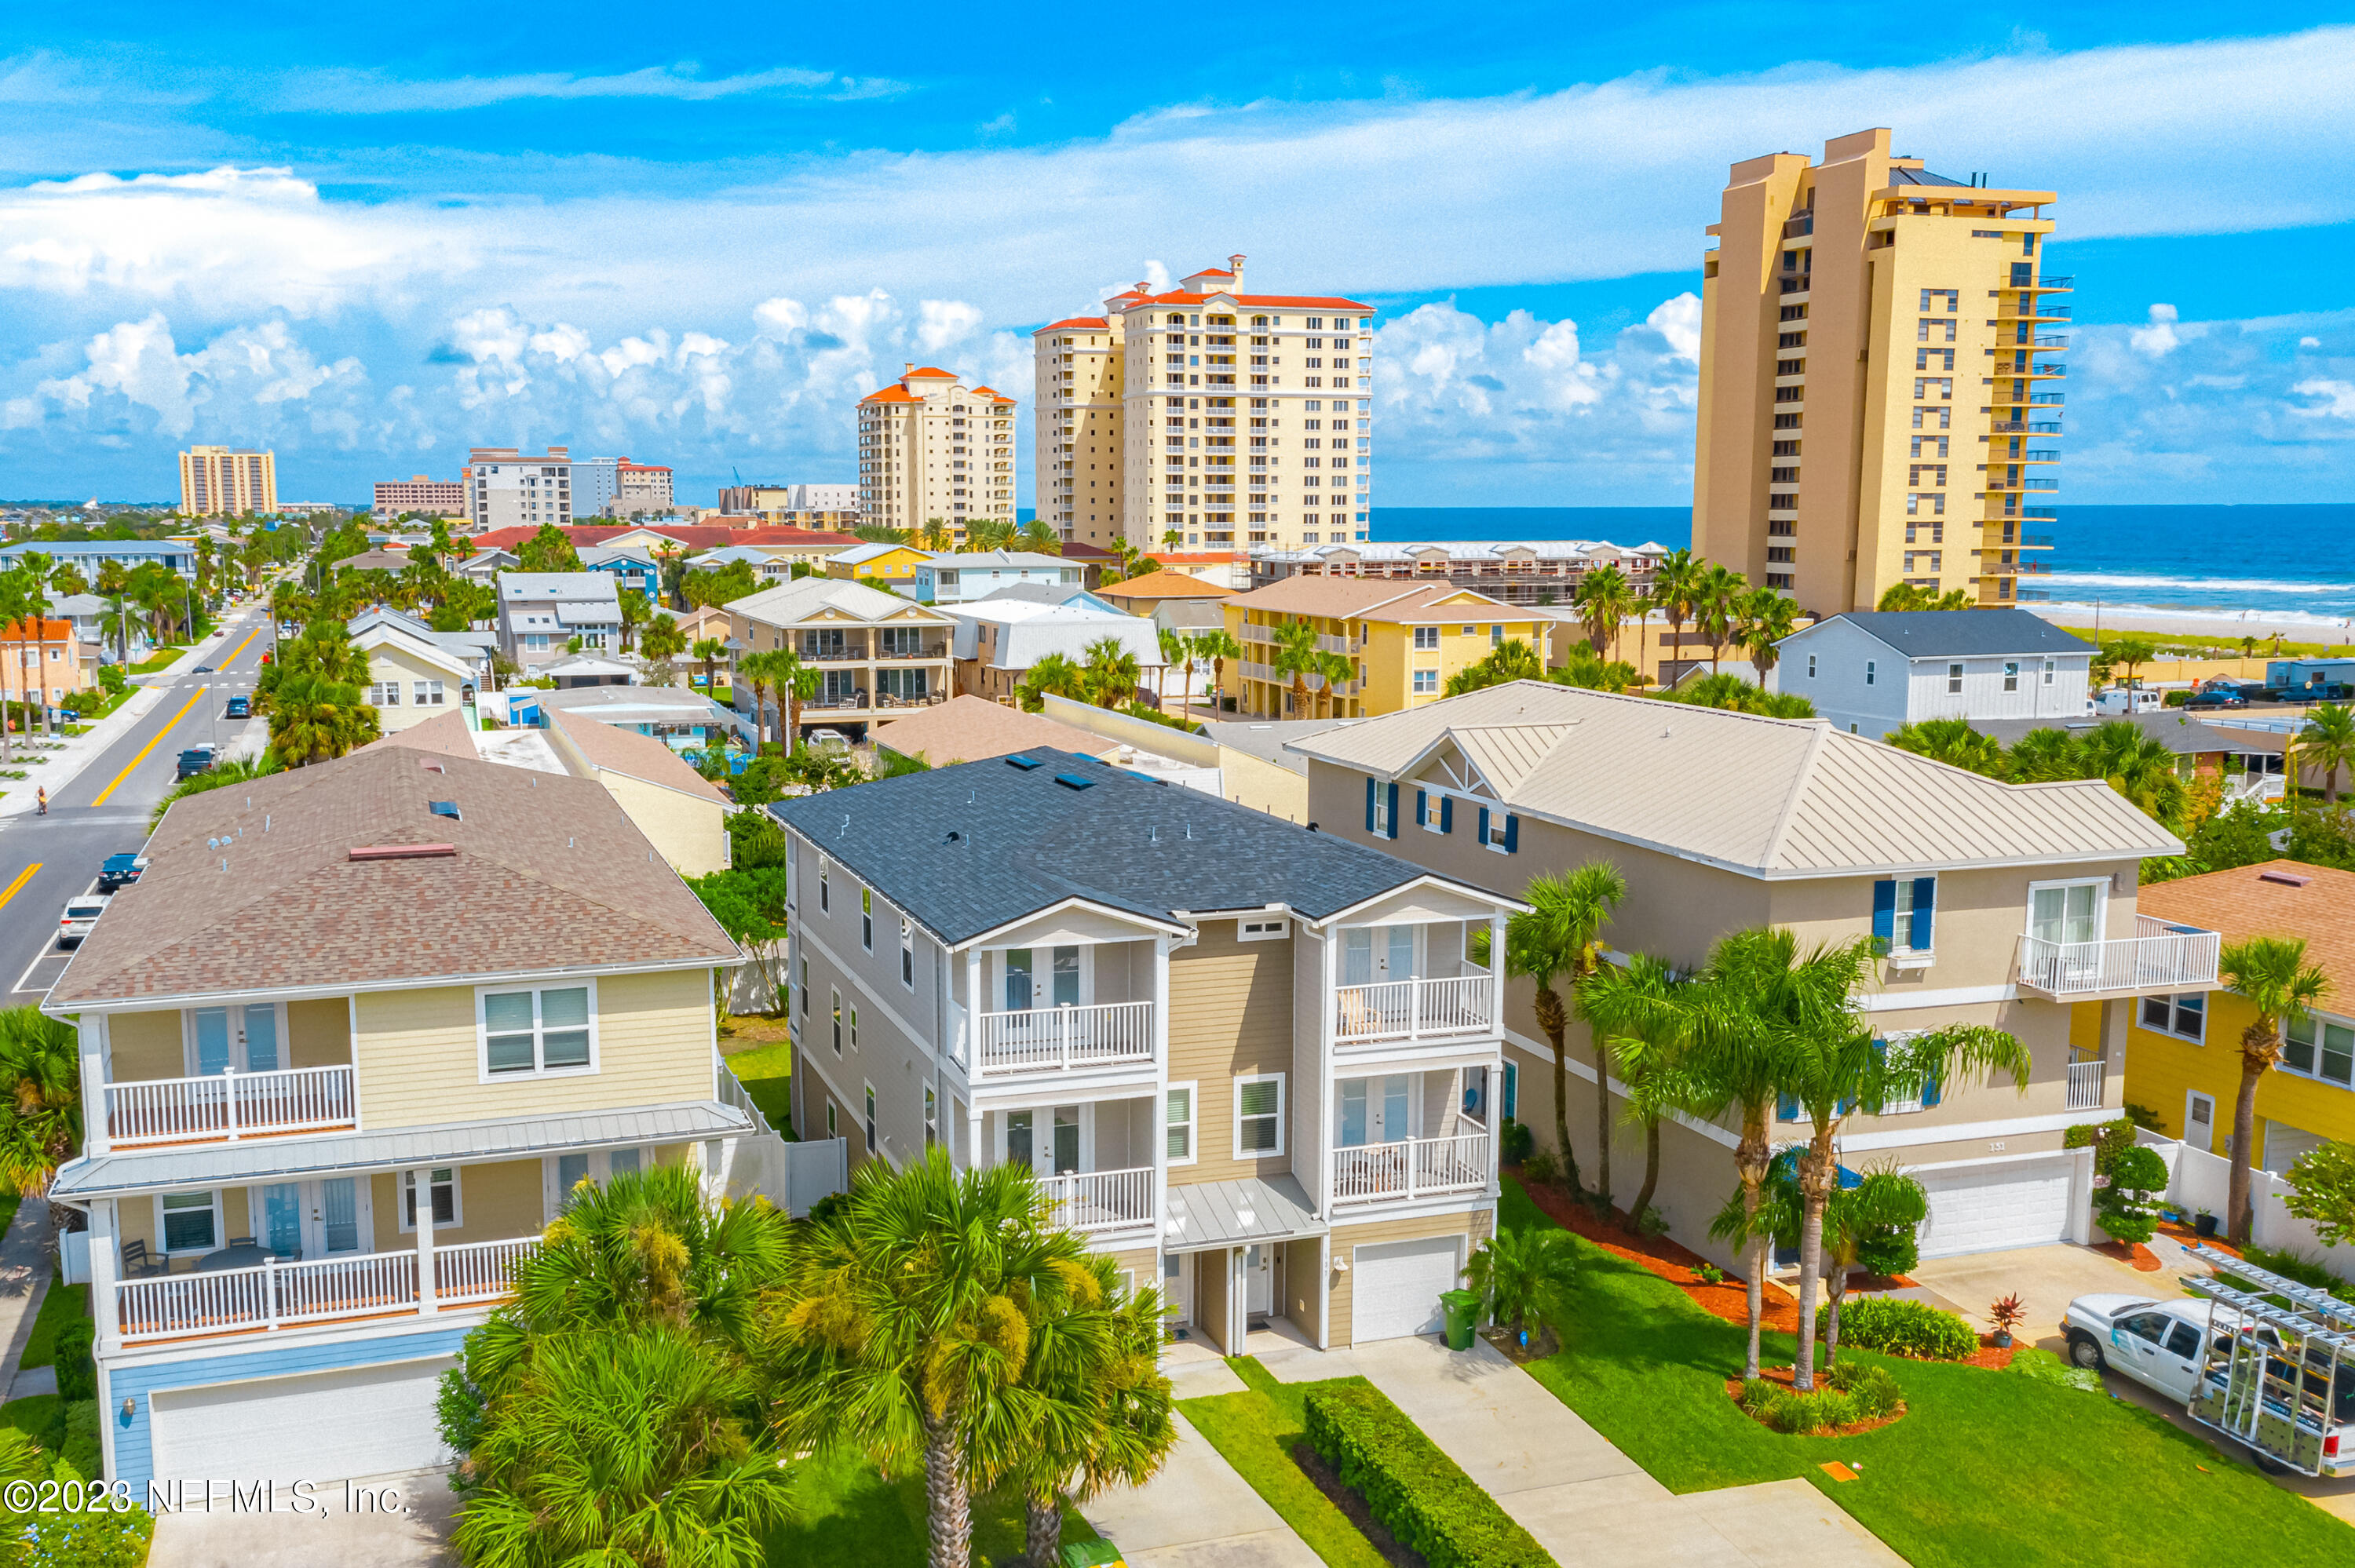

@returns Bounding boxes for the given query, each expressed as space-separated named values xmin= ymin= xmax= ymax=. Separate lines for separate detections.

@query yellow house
xmin=1221 ymin=578 xmax=1545 ymax=718
xmin=2119 ymin=860 xmax=2355 ymax=1174
xmin=354 ymin=622 xmax=476 ymax=731
xmin=823 ymin=542 xmax=934 ymax=588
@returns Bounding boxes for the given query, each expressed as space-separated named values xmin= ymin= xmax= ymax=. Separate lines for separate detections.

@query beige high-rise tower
xmin=856 ymin=366 xmax=1017 ymax=541
xmin=1693 ymin=129 xmax=2064 ymax=612
xmin=177 ymin=446 xmax=278 ymax=516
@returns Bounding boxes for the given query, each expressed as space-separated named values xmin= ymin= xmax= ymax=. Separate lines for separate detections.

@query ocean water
xmin=1373 ymin=504 xmax=2355 ymax=630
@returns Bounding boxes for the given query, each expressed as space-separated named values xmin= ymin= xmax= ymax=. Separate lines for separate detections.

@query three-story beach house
xmin=45 ymin=742 xmax=747 ymax=1491
xmin=770 ymin=751 xmax=1524 ymax=1351
xmin=1289 ymin=681 xmax=2214 ymax=1264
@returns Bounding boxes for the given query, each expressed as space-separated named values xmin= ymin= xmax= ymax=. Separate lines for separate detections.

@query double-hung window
xmin=1236 ymin=1074 xmax=1284 ymax=1156
xmin=2003 ymin=662 xmax=2020 ymax=693
xmin=819 ymin=859 xmax=829 ymax=913
xmin=370 ymin=680 xmax=403 ymax=706
xmin=1948 ymin=662 xmax=1963 ymax=695
xmin=481 ymin=984 xmax=594 ymax=1077
xmin=1412 ymin=669 xmax=1439 ymax=694
xmin=900 ymin=917 xmax=915 ymax=989
xmin=831 ymin=990 xmax=843 ymax=1055
xmin=158 ymin=1190 xmax=222 ymax=1255
xmin=414 ymin=680 xmax=446 ymax=706
xmin=400 ymin=1168 xmax=460 ymax=1230
xmin=1167 ymin=1082 xmax=1197 ymax=1165
xmin=861 ymin=887 xmax=874 ymax=952
xmin=2140 ymin=993 xmax=2207 ymax=1043
xmin=2283 ymin=1013 xmax=2355 ymax=1088
xmin=1412 ymin=625 xmax=1439 ymax=651
xmin=1871 ymin=877 xmax=1936 ymax=957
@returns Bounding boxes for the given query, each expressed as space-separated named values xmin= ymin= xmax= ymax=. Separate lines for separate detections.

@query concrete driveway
xmin=147 ymin=1468 xmax=457 ymax=1567
xmin=1084 ymin=1412 xmax=1320 ymax=1567
xmin=1909 ymin=1235 xmax=2202 ymax=1352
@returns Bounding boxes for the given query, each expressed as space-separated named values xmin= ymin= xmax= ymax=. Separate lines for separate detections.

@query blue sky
xmin=0 ymin=4 xmax=2349 ymax=509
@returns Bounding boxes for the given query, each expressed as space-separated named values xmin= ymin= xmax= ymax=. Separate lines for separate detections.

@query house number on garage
xmin=1987 ymin=1142 xmax=2005 ymax=1152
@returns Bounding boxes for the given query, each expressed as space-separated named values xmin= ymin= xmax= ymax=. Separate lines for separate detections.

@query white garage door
xmin=152 ymin=1357 xmax=455 ymax=1488
xmin=1915 ymin=1158 xmax=2075 ymax=1258
xmin=1352 ymin=1235 xmax=1462 ymax=1342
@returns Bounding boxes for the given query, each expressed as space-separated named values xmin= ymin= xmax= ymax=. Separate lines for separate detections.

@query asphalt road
xmin=0 ymin=611 xmax=274 ymax=1006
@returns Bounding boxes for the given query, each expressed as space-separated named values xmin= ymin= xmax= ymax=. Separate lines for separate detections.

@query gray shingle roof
xmin=1809 ymin=610 xmax=2094 ymax=660
xmin=769 ymin=750 xmax=1493 ymax=945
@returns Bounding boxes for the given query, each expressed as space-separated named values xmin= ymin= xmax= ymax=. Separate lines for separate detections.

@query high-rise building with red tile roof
xmin=856 ymin=364 xmax=1017 ymax=543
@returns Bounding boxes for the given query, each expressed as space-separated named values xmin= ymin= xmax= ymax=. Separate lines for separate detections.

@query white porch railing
xmin=975 ymin=1001 xmax=1154 ymax=1075
xmin=105 ymin=1065 xmax=358 ymax=1146
xmin=2016 ymin=915 xmax=2220 ymax=999
xmin=2066 ymin=1059 xmax=2108 ymax=1111
xmin=116 ymin=1237 xmax=539 ymax=1342
xmin=1331 ymin=1127 xmax=1491 ymax=1207
xmin=1041 ymin=1166 xmax=1156 ymax=1232
xmin=1334 ymin=976 xmax=1492 ymax=1045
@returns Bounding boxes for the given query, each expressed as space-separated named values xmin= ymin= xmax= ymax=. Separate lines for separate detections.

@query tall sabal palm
xmin=690 ymin=637 xmax=728 ymax=700
xmin=617 ymin=587 xmax=653 ymax=651
xmin=995 ymin=1253 xmax=1176 ymax=1567
xmin=1771 ymin=940 xmax=2027 ymax=1389
xmin=1082 ymin=635 xmax=1141 ymax=709
xmin=920 ymin=517 xmax=955 ymax=552
xmin=1192 ymin=629 xmax=1241 ymax=709
xmin=1269 ymin=618 xmax=1324 ymax=718
xmin=739 ymin=651 xmax=779 ymax=746
xmin=769 ymin=1150 xmax=1101 ymax=1568
xmin=1648 ymin=549 xmax=1703 ymax=683
xmin=774 ymin=650 xmax=817 ymax=746
xmin=2296 ymin=702 xmax=2355 ymax=805
xmin=1019 ymin=651 xmax=1087 ymax=711
xmin=1157 ymin=625 xmax=1189 ymax=711
xmin=2219 ymin=937 xmax=2330 ymax=1243
xmin=1739 ymin=588 xmax=1799 ymax=683
xmin=1692 ymin=563 xmax=1747 ymax=675
xmin=1311 ymin=650 xmax=1355 ymax=717
xmin=1887 ymin=717 xmax=2003 ymax=775
xmin=1574 ymin=563 xmax=1638 ymax=658
xmin=0 ymin=1006 xmax=82 ymax=1205
xmin=1578 ymin=953 xmax=1692 ymax=1223
xmin=1505 ymin=864 xmax=1627 ymax=1200
xmin=1714 ymin=1154 xmax=1928 ymax=1361
xmin=268 ymin=673 xmax=381 ymax=766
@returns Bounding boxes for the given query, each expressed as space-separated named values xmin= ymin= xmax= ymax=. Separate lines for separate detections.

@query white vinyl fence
xmin=2134 ymin=1129 xmax=2352 ymax=1266
xmin=712 ymin=1052 xmax=847 ymax=1218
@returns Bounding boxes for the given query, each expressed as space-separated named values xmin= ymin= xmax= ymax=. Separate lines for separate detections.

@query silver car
xmin=58 ymin=893 xmax=111 ymax=949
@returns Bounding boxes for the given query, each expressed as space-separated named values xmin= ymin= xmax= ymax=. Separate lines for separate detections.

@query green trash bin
xmin=1440 ymin=1289 xmax=1483 ymax=1351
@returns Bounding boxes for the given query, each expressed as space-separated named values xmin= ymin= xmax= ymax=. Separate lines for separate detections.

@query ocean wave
xmin=2042 ymin=599 xmax=2355 ymax=629
xmin=2045 ymin=571 xmax=2355 ymax=596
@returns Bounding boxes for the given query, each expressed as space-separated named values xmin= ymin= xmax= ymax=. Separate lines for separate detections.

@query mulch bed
xmin=1481 ymin=1322 xmax=1561 ymax=1364
xmin=2091 ymin=1239 xmax=2166 ymax=1272
xmin=2156 ymin=1219 xmax=2238 ymax=1256
xmin=1290 ymin=1441 xmax=1426 ymax=1568
xmin=1723 ymin=1363 xmax=1908 ymax=1437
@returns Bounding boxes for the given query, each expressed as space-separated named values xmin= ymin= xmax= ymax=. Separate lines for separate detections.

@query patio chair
xmin=120 ymin=1239 xmax=168 ymax=1278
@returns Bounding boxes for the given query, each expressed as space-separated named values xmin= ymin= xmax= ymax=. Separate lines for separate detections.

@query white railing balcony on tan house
xmin=105 ymin=1066 xmax=358 ymax=1147
xmin=2016 ymin=914 xmax=2221 ymax=1001
xmin=115 ymin=1236 xmax=538 ymax=1344
xmin=974 ymin=1001 xmax=1154 ymax=1076
xmin=1331 ymin=1119 xmax=1492 ymax=1208
xmin=1041 ymin=1166 xmax=1156 ymax=1234
xmin=1334 ymin=977 xmax=1492 ymax=1048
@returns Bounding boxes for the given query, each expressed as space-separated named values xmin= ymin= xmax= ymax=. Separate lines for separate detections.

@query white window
xmin=414 ymin=680 xmax=446 ymax=706
xmin=864 ymin=1082 xmax=878 ymax=1150
xmin=1413 ymin=625 xmax=1438 ymax=651
xmin=1948 ymin=662 xmax=1963 ymax=694
xmin=1484 ymin=812 xmax=1510 ymax=850
xmin=2043 ymin=659 xmax=2055 ymax=686
xmin=1238 ymin=918 xmax=1289 ymax=941
xmin=925 ymin=1085 xmax=938 ymax=1148
xmin=1412 ymin=669 xmax=1438 ymax=695
xmin=849 ymin=1005 xmax=859 ymax=1050
xmin=156 ymin=1190 xmax=222 ymax=1255
xmin=2282 ymin=1012 xmax=2354 ymax=1088
xmin=545 ymin=1147 xmax=649 ymax=1217
xmin=827 ymin=1102 xmax=838 ymax=1137
xmin=900 ymin=917 xmax=915 ymax=990
xmin=2141 ymin=992 xmax=2207 ymax=1045
xmin=831 ymin=990 xmax=843 ymax=1055
xmin=2028 ymin=880 xmax=2103 ymax=947
xmin=1235 ymin=1074 xmax=1284 ymax=1157
xmin=861 ymin=886 xmax=874 ymax=952
xmin=1807 ymin=654 xmax=1816 ymax=678
xmin=480 ymin=984 xmax=595 ymax=1078
xmin=1160 ymin=1081 xmax=1199 ymax=1165
xmin=1864 ymin=660 xmax=1876 ymax=686
xmin=798 ymin=957 xmax=809 ymax=1015
xmin=2003 ymin=662 xmax=2020 ymax=693
xmin=369 ymin=680 xmax=401 ymax=706
xmin=820 ymin=859 xmax=829 ymax=912
xmin=399 ymin=1168 xmax=461 ymax=1231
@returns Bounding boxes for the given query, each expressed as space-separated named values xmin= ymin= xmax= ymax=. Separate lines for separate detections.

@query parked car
xmin=97 ymin=852 xmax=148 ymax=892
xmin=58 ymin=893 xmax=111 ymax=949
xmin=193 ymin=665 xmax=214 ymax=674
xmin=225 ymin=695 xmax=250 ymax=719
xmin=2063 ymin=1293 xmax=2283 ymax=1396
xmin=2185 ymin=690 xmax=2248 ymax=711
xmin=175 ymin=745 xmax=217 ymax=781
xmin=806 ymin=728 xmax=850 ymax=749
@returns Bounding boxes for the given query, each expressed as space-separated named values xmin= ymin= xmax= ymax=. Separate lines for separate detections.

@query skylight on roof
xmin=1054 ymin=773 xmax=1096 ymax=790
xmin=429 ymin=801 xmax=461 ymax=819
xmin=1006 ymin=754 xmax=1043 ymax=771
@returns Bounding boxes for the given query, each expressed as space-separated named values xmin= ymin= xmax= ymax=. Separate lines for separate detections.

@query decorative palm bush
xmin=1464 ymin=1224 xmax=1579 ymax=1345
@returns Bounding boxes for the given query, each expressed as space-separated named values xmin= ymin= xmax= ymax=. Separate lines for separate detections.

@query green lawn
xmin=1497 ymin=1179 xmax=2355 ymax=1568
xmin=0 ymin=1395 xmax=62 ymax=1457
xmin=129 ymin=647 xmax=188 ymax=674
xmin=1179 ymin=1358 xmax=1393 ymax=1568
xmin=18 ymin=1276 xmax=88 ymax=1371
xmin=725 ymin=1037 xmax=794 ymax=1136
xmin=772 ymin=1446 xmax=1096 ymax=1564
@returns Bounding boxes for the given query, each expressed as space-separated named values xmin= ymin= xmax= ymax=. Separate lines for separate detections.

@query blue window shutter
xmin=1386 ymin=782 xmax=1400 ymax=839
xmin=1776 ymin=1092 xmax=1799 ymax=1123
xmin=1440 ymin=796 xmax=1454 ymax=833
xmin=1837 ymin=1094 xmax=1857 ymax=1116
xmin=1871 ymin=879 xmax=1897 ymax=949
xmin=1365 ymin=775 xmax=1376 ymax=833
xmin=1922 ymin=1073 xmax=1941 ymax=1107
xmin=1502 ymin=1062 xmax=1517 ymax=1118
xmin=1478 ymin=806 xmax=1492 ymax=846
xmin=1503 ymin=813 xmax=1520 ymax=853
xmin=1415 ymin=789 xmax=1427 ymax=830
xmin=1911 ymin=877 xmax=1937 ymax=950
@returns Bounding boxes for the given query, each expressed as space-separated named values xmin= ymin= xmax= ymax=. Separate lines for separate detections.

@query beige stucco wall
xmin=1216 ymin=747 xmax=1309 ymax=824
xmin=1167 ymin=922 xmax=1296 ymax=1185
xmin=596 ymin=770 xmax=729 ymax=878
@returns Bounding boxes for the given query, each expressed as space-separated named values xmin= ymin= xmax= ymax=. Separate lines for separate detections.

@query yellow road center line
xmin=0 ymin=864 xmax=38 ymax=913
xmin=90 ymin=684 xmax=211 ymax=808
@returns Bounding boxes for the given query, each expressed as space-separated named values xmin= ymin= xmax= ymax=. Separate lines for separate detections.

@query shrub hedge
xmin=1301 ymin=1382 xmax=1555 ymax=1568
xmin=52 ymin=1318 xmax=94 ymax=1402
xmin=1820 ymin=1296 xmax=1978 ymax=1360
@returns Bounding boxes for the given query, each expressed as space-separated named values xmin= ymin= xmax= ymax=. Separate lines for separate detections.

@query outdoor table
xmin=195 ymin=1244 xmax=272 ymax=1273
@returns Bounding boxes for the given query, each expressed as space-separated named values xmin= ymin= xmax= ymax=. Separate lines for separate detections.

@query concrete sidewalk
xmin=0 ymin=1198 xmax=53 ymax=1402
xmin=1084 ymin=1412 xmax=1320 ymax=1567
xmin=1344 ymin=1336 xmax=1901 ymax=1568
xmin=0 ymin=615 xmax=248 ymax=820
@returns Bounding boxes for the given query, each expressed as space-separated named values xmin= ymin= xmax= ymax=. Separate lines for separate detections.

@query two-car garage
xmin=1912 ymin=1155 xmax=2079 ymax=1259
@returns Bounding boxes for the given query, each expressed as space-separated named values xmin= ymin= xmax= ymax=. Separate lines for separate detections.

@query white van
xmin=2087 ymin=687 xmax=2163 ymax=717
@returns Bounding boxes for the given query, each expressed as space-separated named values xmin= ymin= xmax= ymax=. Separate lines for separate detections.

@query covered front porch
xmin=1163 ymin=1175 xmax=1327 ymax=1356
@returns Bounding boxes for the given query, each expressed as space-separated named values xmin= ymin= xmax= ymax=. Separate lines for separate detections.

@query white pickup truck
xmin=2062 ymin=1293 xmax=2233 ymax=1399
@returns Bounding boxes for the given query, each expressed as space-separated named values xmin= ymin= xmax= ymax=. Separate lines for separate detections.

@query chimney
xmin=1229 ymin=253 xmax=1247 ymax=291
xmin=904 ymin=362 xmax=915 ymax=377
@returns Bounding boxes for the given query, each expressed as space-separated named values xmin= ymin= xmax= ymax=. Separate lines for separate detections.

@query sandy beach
xmin=2028 ymin=603 xmax=2355 ymax=651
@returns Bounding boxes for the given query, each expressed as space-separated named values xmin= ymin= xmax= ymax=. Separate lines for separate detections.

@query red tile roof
xmin=969 ymin=385 xmax=1017 ymax=404
xmin=1039 ymin=318 xmax=1110 ymax=332
xmin=1125 ymin=293 xmax=1373 ymax=310
xmin=906 ymin=366 xmax=958 ymax=379
xmin=861 ymin=385 xmax=920 ymax=404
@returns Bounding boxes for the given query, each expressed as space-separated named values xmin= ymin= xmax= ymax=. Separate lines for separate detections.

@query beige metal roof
xmin=1291 ymin=681 xmax=2181 ymax=878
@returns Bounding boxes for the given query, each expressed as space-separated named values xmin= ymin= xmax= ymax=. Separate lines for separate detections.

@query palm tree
xmin=1019 ymin=652 xmax=1087 ymax=711
xmin=1156 ymin=626 xmax=1188 ymax=712
xmin=640 ymin=615 xmax=688 ymax=680
xmin=1772 ymin=941 xmax=2027 ymax=1389
xmin=1574 ymin=563 xmax=1638 ymax=658
xmin=994 ymin=1252 xmax=1176 ymax=1566
xmin=1192 ymin=629 xmax=1242 ymax=711
xmin=1692 ymin=563 xmax=1747 ymax=675
xmin=1648 ymin=549 xmax=1703 ymax=684
xmin=616 ymin=588 xmax=653 ymax=652
xmin=1017 ymin=519 xmax=1063 ymax=555
xmin=919 ymin=518 xmax=955 ymax=552
xmin=2218 ymin=937 xmax=2330 ymax=1244
xmin=1505 ymin=864 xmax=1627 ymax=1202
xmin=1162 ymin=528 xmax=1184 ymax=551
xmin=739 ymin=651 xmax=778 ymax=746
xmin=2082 ymin=720 xmax=2188 ymax=822
xmin=1876 ymin=583 xmax=1926 ymax=612
xmin=0 ymin=1006 xmax=82 ymax=1210
xmin=450 ymin=1324 xmax=795 ymax=1568
xmin=2295 ymin=703 xmax=2355 ymax=804
xmin=266 ymin=673 xmax=381 ymax=767
xmin=766 ymin=649 xmax=816 ymax=746
xmin=1886 ymin=717 xmax=2003 ymax=775
xmin=1081 ymin=636 xmax=1142 ymax=709
xmin=691 ymin=637 xmax=728 ymax=701
xmin=1446 ymin=638 xmax=1546 ymax=697
xmin=1269 ymin=618 xmax=1323 ymax=717
xmin=2003 ymin=726 xmax=2082 ymax=783
xmin=1552 ymin=643 xmax=1638 ymax=694
xmin=1716 ymin=1154 xmax=1928 ymax=1361
xmin=1740 ymin=589 xmax=1800 ymax=684
xmin=1464 ymin=1225 xmax=1579 ymax=1344
xmin=2102 ymin=635 xmax=2157 ymax=698
xmin=1577 ymin=953 xmax=1692 ymax=1225
xmin=769 ymin=1150 xmax=1102 ymax=1568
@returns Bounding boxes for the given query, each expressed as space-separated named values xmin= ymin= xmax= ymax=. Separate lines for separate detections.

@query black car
xmin=2185 ymin=691 xmax=2248 ymax=711
xmin=97 ymin=852 xmax=148 ymax=892
xmin=175 ymin=746 xmax=217 ymax=781
xmin=225 ymin=695 xmax=250 ymax=719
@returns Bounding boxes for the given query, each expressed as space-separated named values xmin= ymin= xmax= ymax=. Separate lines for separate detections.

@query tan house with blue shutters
xmin=1291 ymin=680 xmax=2216 ymax=1268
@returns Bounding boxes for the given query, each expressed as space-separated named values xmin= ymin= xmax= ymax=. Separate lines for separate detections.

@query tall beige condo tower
xmin=177 ymin=446 xmax=277 ymax=516
xmin=857 ymin=366 xmax=1017 ymax=540
xmin=1693 ymin=129 xmax=2063 ymax=612
xmin=1031 ymin=301 xmax=1139 ymax=545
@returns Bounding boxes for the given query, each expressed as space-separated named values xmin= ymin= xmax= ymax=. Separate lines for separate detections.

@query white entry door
xmin=1352 ymin=1234 xmax=1461 ymax=1342
xmin=1914 ymin=1158 xmax=2075 ymax=1257
xmin=152 ymin=1358 xmax=455 ymax=1489
xmin=1245 ymin=1244 xmax=1273 ymax=1318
